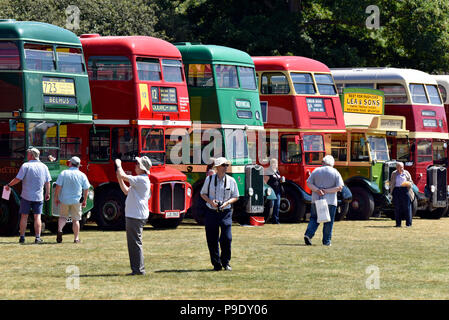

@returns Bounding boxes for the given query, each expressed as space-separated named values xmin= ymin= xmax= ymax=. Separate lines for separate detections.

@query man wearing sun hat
xmin=115 ymin=156 xmax=152 ymax=276
xmin=54 ymin=156 xmax=91 ymax=243
xmin=5 ymin=147 xmax=51 ymax=244
xmin=200 ymin=157 xmax=239 ymax=271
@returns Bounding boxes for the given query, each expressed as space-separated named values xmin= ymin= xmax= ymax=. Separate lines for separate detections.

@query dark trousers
xmin=126 ymin=217 xmax=148 ymax=274
xmin=393 ymin=187 xmax=412 ymax=227
xmin=271 ymin=191 xmax=281 ymax=224
xmin=204 ymin=208 xmax=232 ymax=268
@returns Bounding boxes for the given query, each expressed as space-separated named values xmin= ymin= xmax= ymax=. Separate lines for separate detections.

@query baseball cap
xmin=135 ymin=156 xmax=152 ymax=173
xmin=70 ymin=156 xmax=81 ymax=166
xmin=27 ymin=146 xmax=40 ymax=158
xmin=213 ymin=157 xmax=231 ymax=167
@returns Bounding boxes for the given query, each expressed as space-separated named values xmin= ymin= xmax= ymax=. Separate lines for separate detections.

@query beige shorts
xmin=59 ymin=203 xmax=82 ymax=221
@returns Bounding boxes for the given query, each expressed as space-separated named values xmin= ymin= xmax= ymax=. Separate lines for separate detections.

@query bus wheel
xmin=346 ymin=187 xmax=374 ymax=220
xmin=95 ymin=189 xmax=126 ymax=230
xmin=279 ymin=185 xmax=306 ymax=223
xmin=149 ymin=213 xmax=184 ymax=229
xmin=0 ymin=199 xmax=19 ymax=236
xmin=420 ymin=207 xmax=447 ymax=219
xmin=335 ymin=201 xmax=349 ymax=221
xmin=190 ymin=189 xmax=205 ymax=225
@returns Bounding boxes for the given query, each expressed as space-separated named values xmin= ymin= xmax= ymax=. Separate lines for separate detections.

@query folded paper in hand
xmin=2 ymin=186 xmax=11 ymax=200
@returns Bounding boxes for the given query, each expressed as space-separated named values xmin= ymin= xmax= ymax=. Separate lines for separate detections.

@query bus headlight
xmin=430 ymin=185 xmax=436 ymax=193
xmin=266 ymin=188 xmax=272 ymax=196
xmin=187 ymin=187 xmax=192 ymax=197
xmin=88 ymin=190 xmax=94 ymax=200
xmin=248 ymin=187 xmax=254 ymax=196
xmin=384 ymin=181 xmax=390 ymax=191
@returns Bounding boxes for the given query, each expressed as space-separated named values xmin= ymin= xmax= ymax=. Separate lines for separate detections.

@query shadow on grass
xmin=154 ymin=269 xmax=213 ymax=273
xmin=79 ymin=274 xmax=124 ymax=278
xmin=365 ymin=225 xmax=398 ymax=228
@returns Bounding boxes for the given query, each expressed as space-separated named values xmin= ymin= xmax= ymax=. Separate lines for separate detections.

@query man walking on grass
xmin=5 ymin=147 xmax=51 ymax=244
xmin=54 ymin=156 xmax=90 ymax=243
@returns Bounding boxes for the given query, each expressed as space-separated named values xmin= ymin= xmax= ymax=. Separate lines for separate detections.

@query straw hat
xmin=213 ymin=157 xmax=231 ymax=167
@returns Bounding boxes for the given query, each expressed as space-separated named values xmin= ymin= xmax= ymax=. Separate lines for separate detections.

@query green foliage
xmin=1 ymin=0 xmax=449 ymax=72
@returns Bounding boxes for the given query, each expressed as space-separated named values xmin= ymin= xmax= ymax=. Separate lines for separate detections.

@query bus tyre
xmin=149 ymin=213 xmax=184 ymax=229
xmin=0 ymin=199 xmax=20 ymax=236
xmin=335 ymin=201 xmax=349 ymax=221
xmin=420 ymin=206 xmax=447 ymax=219
xmin=279 ymin=184 xmax=306 ymax=223
xmin=95 ymin=189 xmax=126 ymax=230
xmin=191 ymin=189 xmax=205 ymax=225
xmin=347 ymin=187 xmax=374 ymax=220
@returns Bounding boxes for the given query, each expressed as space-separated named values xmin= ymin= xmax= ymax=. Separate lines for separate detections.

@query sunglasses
xmin=220 ymin=164 xmax=229 ymax=167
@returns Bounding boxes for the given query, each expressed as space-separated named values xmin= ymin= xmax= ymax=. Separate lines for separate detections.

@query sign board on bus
xmin=42 ymin=77 xmax=75 ymax=96
xmin=341 ymin=88 xmax=384 ymax=115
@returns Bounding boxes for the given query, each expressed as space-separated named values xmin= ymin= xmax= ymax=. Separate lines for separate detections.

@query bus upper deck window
xmin=136 ymin=58 xmax=161 ymax=81
xmin=215 ymin=65 xmax=239 ymax=89
xmin=88 ymin=56 xmax=132 ymax=80
xmin=24 ymin=43 xmax=55 ymax=71
xmin=409 ymin=84 xmax=429 ymax=104
xmin=438 ymin=84 xmax=447 ymax=104
xmin=315 ymin=74 xmax=337 ymax=95
xmin=0 ymin=41 xmax=20 ymax=70
xmin=162 ymin=59 xmax=183 ymax=83
xmin=57 ymin=47 xmax=84 ymax=73
xmin=291 ymin=73 xmax=315 ymax=95
xmin=188 ymin=64 xmax=213 ymax=87
xmin=377 ymin=84 xmax=407 ymax=103
xmin=261 ymin=73 xmax=289 ymax=94
xmin=238 ymin=66 xmax=257 ymax=90
xmin=426 ymin=84 xmax=442 ymax=105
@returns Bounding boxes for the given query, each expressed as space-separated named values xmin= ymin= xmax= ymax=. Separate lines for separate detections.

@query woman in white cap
xmin=200 ymin=157 xmax=239 ymax=271
xmin=115 ymin=156 xmax=152 ymax=276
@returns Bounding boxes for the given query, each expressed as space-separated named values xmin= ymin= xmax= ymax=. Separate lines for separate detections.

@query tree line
xmin=1 ymin=0 xmax=448 ymax=73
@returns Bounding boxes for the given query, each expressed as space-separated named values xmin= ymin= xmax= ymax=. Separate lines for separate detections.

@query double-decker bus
xmin=252 ymin=56 xmax=351 ymax=222
xmin=168 ymin=43 xmax=275 ymax=225
xmin=69 ymin=34 xmax=192 ymax=230
xmin=0 ymin=20 xmax=94 ymax=235
xmin=331 ymin=88 xmax=410 ymax=219
xmin=332 ymin=68 xmax=449 ymax=219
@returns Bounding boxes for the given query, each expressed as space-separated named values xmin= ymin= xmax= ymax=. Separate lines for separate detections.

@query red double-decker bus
xmin=65 ymin=34 xmax=192 ymax=229
xmin=252 ymin=56 xmax=349 ymax=222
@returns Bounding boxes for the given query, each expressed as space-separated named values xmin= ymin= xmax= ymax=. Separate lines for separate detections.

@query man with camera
xmin=200 ymin=157 xmax=239 ymax=271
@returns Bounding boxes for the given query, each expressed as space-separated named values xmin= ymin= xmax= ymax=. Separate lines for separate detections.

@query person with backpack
xmin=200 ymin=157 xmax=239 ymax=271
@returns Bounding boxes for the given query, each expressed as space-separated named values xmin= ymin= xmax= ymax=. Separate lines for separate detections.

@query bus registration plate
xmin=42 ymin=77 xmax=76 ymax=96
xmin=165 ymin=211 xmax=180 ymax=218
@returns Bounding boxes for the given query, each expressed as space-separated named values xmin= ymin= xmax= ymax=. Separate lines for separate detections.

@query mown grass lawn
xmin=1 ymin=217 xmax=449 ymax=300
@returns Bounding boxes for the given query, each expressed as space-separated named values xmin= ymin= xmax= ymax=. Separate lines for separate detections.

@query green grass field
xmin=1 ymin=217 xmax=449 ymax=300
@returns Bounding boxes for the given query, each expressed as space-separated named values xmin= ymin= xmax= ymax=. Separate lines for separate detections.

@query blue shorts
xmin=19 ymin=198 xmax=43 ymax=215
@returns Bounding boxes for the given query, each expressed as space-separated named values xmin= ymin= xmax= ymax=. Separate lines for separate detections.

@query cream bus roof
xmin=331 ymin=67 xmax=438 ymax=85
xmin=344 ymin=113 xmax=409 ymax=136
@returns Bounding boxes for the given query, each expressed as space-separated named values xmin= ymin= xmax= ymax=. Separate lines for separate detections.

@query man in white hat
xmin=115 ymin=156 xmax=152 ymax=276
xmin=54 ymin=156 xmax=91 ymax=243
xmin=200 ymin=157 xmax=239 ymax=271
xmin=5 ymin=147 xmax=51 ymax=244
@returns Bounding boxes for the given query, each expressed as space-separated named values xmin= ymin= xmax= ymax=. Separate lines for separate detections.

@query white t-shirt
xmin=125 ymin=174 xmax=151 ymax=219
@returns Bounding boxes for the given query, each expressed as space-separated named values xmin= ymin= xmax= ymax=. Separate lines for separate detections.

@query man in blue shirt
xmin=304 ymin=155 xmax=344 ymax=246
xmin=54 ymin=156 xmax=90 ymax=243
xmin=6 ymin=147 xmax=51 ymax=244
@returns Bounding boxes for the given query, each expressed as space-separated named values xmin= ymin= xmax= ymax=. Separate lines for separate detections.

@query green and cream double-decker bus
xmin=167 ymin=43 xmax=275 ymax=224
xmin=0 ymin=20 xmax=94 ymax=235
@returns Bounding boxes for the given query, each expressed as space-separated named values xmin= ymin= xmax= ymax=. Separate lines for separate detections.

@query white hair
xmin=322 ymin=155 xmax=335 ymax=167
xmin=396 ymin=161 xmax=404 ymax=168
